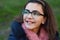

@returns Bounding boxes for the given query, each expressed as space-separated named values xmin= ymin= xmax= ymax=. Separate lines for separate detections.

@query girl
xmin=8 ymin=0 xmax=59 ymax=40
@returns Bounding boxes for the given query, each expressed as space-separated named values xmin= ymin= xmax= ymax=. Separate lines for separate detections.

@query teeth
xmin=27 ymin=21 xmax=35 ymax=24
xmin=27 ymin=22 xmax=32 ymax=23
xmin=26 ymin=21 xmax=31 ymax=23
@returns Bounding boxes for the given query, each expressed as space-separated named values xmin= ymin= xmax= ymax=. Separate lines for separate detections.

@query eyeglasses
xmin=22 ymin=9 xmax=44 ymax=17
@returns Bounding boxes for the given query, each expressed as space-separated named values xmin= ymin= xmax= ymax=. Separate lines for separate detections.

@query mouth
xmin=25 ymin=20 xmax=35 ymax=24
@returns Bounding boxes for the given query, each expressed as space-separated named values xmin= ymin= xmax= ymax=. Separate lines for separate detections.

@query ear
xmin=42 ymin=17 xmax=46 ymax=24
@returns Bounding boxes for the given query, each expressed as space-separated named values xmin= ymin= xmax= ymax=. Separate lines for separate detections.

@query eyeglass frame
xmin=22 ymin=9 xmax=45 ymax=18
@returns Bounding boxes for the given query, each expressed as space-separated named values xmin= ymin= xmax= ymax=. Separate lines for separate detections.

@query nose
xmin=27 ymin=13 xmax=33 ymax=19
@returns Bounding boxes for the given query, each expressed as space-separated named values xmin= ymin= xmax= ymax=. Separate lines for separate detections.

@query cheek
xmin=35 ymin=17 xmax=43 ymax=26
xmin=23 ymin=15 xmax=26 ymax=21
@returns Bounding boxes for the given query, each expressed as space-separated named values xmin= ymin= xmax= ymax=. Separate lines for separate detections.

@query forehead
xmin=25 ymin=3 xmax=44 ymax=14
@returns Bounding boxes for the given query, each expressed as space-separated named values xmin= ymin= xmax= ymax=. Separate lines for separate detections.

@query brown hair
xmin=15 ymin=0 xmax=58 ymax=40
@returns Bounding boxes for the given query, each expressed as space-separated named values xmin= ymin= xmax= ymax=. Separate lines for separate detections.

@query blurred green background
xmin=0 ymin=0 xmax=60 ymax=40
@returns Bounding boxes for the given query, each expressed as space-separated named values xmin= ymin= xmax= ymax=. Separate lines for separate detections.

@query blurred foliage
xmin=0 ymin=0 xmax=60 ymax=40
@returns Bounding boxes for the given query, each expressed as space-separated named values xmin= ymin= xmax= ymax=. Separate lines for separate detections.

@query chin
xmin=26 ymin=26 xmax=35 ymax=30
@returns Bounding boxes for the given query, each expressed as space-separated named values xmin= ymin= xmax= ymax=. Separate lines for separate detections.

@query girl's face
xmin=23 ymin=3 xmax=46 ymax=29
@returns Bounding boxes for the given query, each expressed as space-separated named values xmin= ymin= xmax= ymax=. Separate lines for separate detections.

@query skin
xmin=23 ymin=3 xmax=46 ymax=33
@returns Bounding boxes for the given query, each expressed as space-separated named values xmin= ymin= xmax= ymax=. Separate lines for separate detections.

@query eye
xmin=32 ymin=11 xmax=40 ymax=16
xmin=22 ymin=9 xmax=29 ymax=14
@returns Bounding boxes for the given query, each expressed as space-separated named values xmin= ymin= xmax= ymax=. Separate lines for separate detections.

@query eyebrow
xmin=25 ymin=9 xmax=40 ymax=13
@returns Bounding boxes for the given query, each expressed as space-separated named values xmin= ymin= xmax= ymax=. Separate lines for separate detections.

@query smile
xmin=26 ymin=21 xmax=35 ymax=24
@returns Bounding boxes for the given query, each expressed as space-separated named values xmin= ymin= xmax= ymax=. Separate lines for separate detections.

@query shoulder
xmin=11 ymin=20 xmax=22 ymax=28
xmin=10 ymin=20 xmax=26 ymax=38
xmin=8 ymin=21 xmax=28 ymax=40
xmin=11 ymin=20 xmax=23 ymax=31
